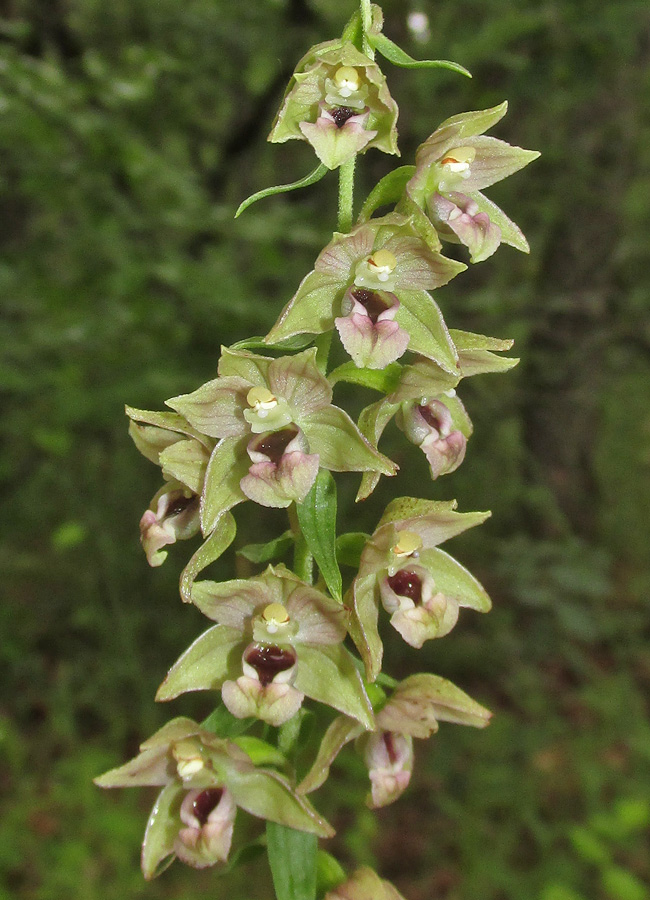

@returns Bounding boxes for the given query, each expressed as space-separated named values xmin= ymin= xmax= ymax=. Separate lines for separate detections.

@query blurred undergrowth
xmin=1 ymin=0 xmax=649 ymax=898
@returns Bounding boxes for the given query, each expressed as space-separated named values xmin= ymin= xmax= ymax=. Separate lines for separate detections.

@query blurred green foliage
xmin=1 ymin=0 xmax=649 ymax=898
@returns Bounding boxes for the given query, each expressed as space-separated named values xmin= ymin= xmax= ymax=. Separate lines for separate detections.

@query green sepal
xmin=386 ymin=674 xmax=491 ymax=728
xmin=296 ymin=470 xmax=342 ymax=601
xmin=467 ymin=191 xmax=530 ymax=252
xmin=179 ymin=511 xmax=237 ymax=603
xmin=294 ymin=644 xmax=374 ymax=730
xmin=347 ymin=573 xmax=382 ymax=682
xmin=419 ymin=547 xmax=492 ymax=612
xmin=229 ymin=334 xmax=315 ymax=353
xmin=235 ymin=164 xmax=328 ymax=218
xmin=368 ymin=32 xmax=472 ymax=78
xmin=159 ymin=439 xmax=209 ymax=494
xmin=316 ymin=850 xmax=348 ymax=895
xmin=200 ymin=437 xmax=248 ymax=535
xmin=395 ymin=290 xmax=460 ymax=373
xmin=301 ymin=405 xmax=397 ymax=476
xmin=155 ymin=625 xmax=242 ymax=701
xmin=216 ymin=767 xmax=332 ymax=837
xmin=341 ymin=10 xmax=362 ymax=46
xmin=267 ymin=822 xmax=318 ymax=900
xmin=237 ymin=530 xmax=295 ymax=564
xmin=357 ymin=166 xmax=416 ymax=224
xmin=202 ymin=703 xmax=255 ymax=739
xmin=233 ymin=736 xmax=287 ymax=768
xmin=336 ymin=532 xmax=371 ymax=568
xmin=298 ymin=715 xmax=363 ymax=794
xmin=449 ymin=329 xmax=514 ymax=352
xmin=141 ymin=782 xmax=183 ymax=880
xmin=328 ymin=361 xmax=402 ymax=393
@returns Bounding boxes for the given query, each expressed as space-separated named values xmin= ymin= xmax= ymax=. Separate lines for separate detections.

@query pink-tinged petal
xmin=316 ymin=226 xmax=376 ymax=280
xmin=336 ymin=313 xmax=409 ymax=369
xmin=268 ymin=349 xmax=332 ymax=417
xmin=362 ymin=731 xmax=413 ymax=808
xmin=140 ymin=487 xmax=200 ymax=568
xmin=175 ymin=787 xmax=236 ymax=868
xmin=166 ymin=376 xmax=250 ymax=439
xmin=191 ymin=578 xmax=274 ymax=628
xmin=429 ymin=192 xmax=501 ymax=262
xmin=284 ymin=585 xmax=347 ymax=645
xmin=380 ymin=233 xmax=457 ymax=290
xmin=299 ymin=113 xmax=375 ymax=170
xmin=421 ymin=430 xmax=467 ymax=479
xmin=222 ymin=676 xmax=305 ymax=727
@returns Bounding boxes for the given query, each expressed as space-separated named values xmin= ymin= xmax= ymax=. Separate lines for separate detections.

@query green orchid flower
xmin=94 ymin=717 xmax=333 ymax=878
xmin=268 ymin=36 xmax=398 ymax=170
xmin=299 ymin=674 xmax=491 ymax=808
xmin=156 ymin=565 xmax=374 ymax=730
xmin=403 ymin=102 xmax=540 ymax=260
xmin=266 ymin=213 xmax=466 ymax=372
xmin=347 ymin=497 xmax=492 ymax=681
xmin=165 ymin=347 xmax=396 ymax=533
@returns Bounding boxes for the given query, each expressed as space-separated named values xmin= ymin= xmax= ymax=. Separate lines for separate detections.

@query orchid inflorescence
xmin=96 ymin=3 xmax=538 ymax=897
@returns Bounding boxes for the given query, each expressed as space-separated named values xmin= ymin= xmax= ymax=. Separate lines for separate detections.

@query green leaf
xmin=266 ymin=823 xmax=318 ymax=900
xmin=357 ymin=166 xmax=416 ymax=223
xmin=155 ymin=625 xmax=242 ymax=701
xmin=336 ymin=532 xmax=370 ymax=568
xmin=179 ymin=512 xmax=237 ymax=603
xmin=296 ymin=469 xmax=342 ymax=601
xmin=328 ymin=361 xmax=402 ymax=393
xmin=237 ymin=530 xmax=294 ymax=564
xmin=233 ymin=736 xmax=287 ymax=768
xmin=369 ymin=33 xmax=471 ymax=78
xmin=141 ymin=783 xmax=183 ymax=880
xmin=235 ymin=164 xmax=328 ymax=218
xmin=202 ymin=703 xmax=254 ymax=739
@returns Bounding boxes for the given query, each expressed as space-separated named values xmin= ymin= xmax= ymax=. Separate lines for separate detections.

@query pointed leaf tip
xmin=235 ymin=164 xmax=328 ymax=217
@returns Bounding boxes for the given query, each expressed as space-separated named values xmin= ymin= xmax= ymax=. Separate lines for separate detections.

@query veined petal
xmin=268 ymin=349 xmax=332 ymax=416
xmin=167 ymin=377 xmax=250 ymax=439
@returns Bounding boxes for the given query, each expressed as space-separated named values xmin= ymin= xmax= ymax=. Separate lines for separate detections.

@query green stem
xmin=360 ymin=0 xmax=374 ymax=57
xmin=337 ymin=156 xmax=356 ymax=233
xmin=289 ymin=503 xmax=313 ymax=584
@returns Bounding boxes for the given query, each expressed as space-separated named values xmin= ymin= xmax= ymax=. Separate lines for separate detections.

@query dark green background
xmin=1 ymin=1 xmax=649 ymax=898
